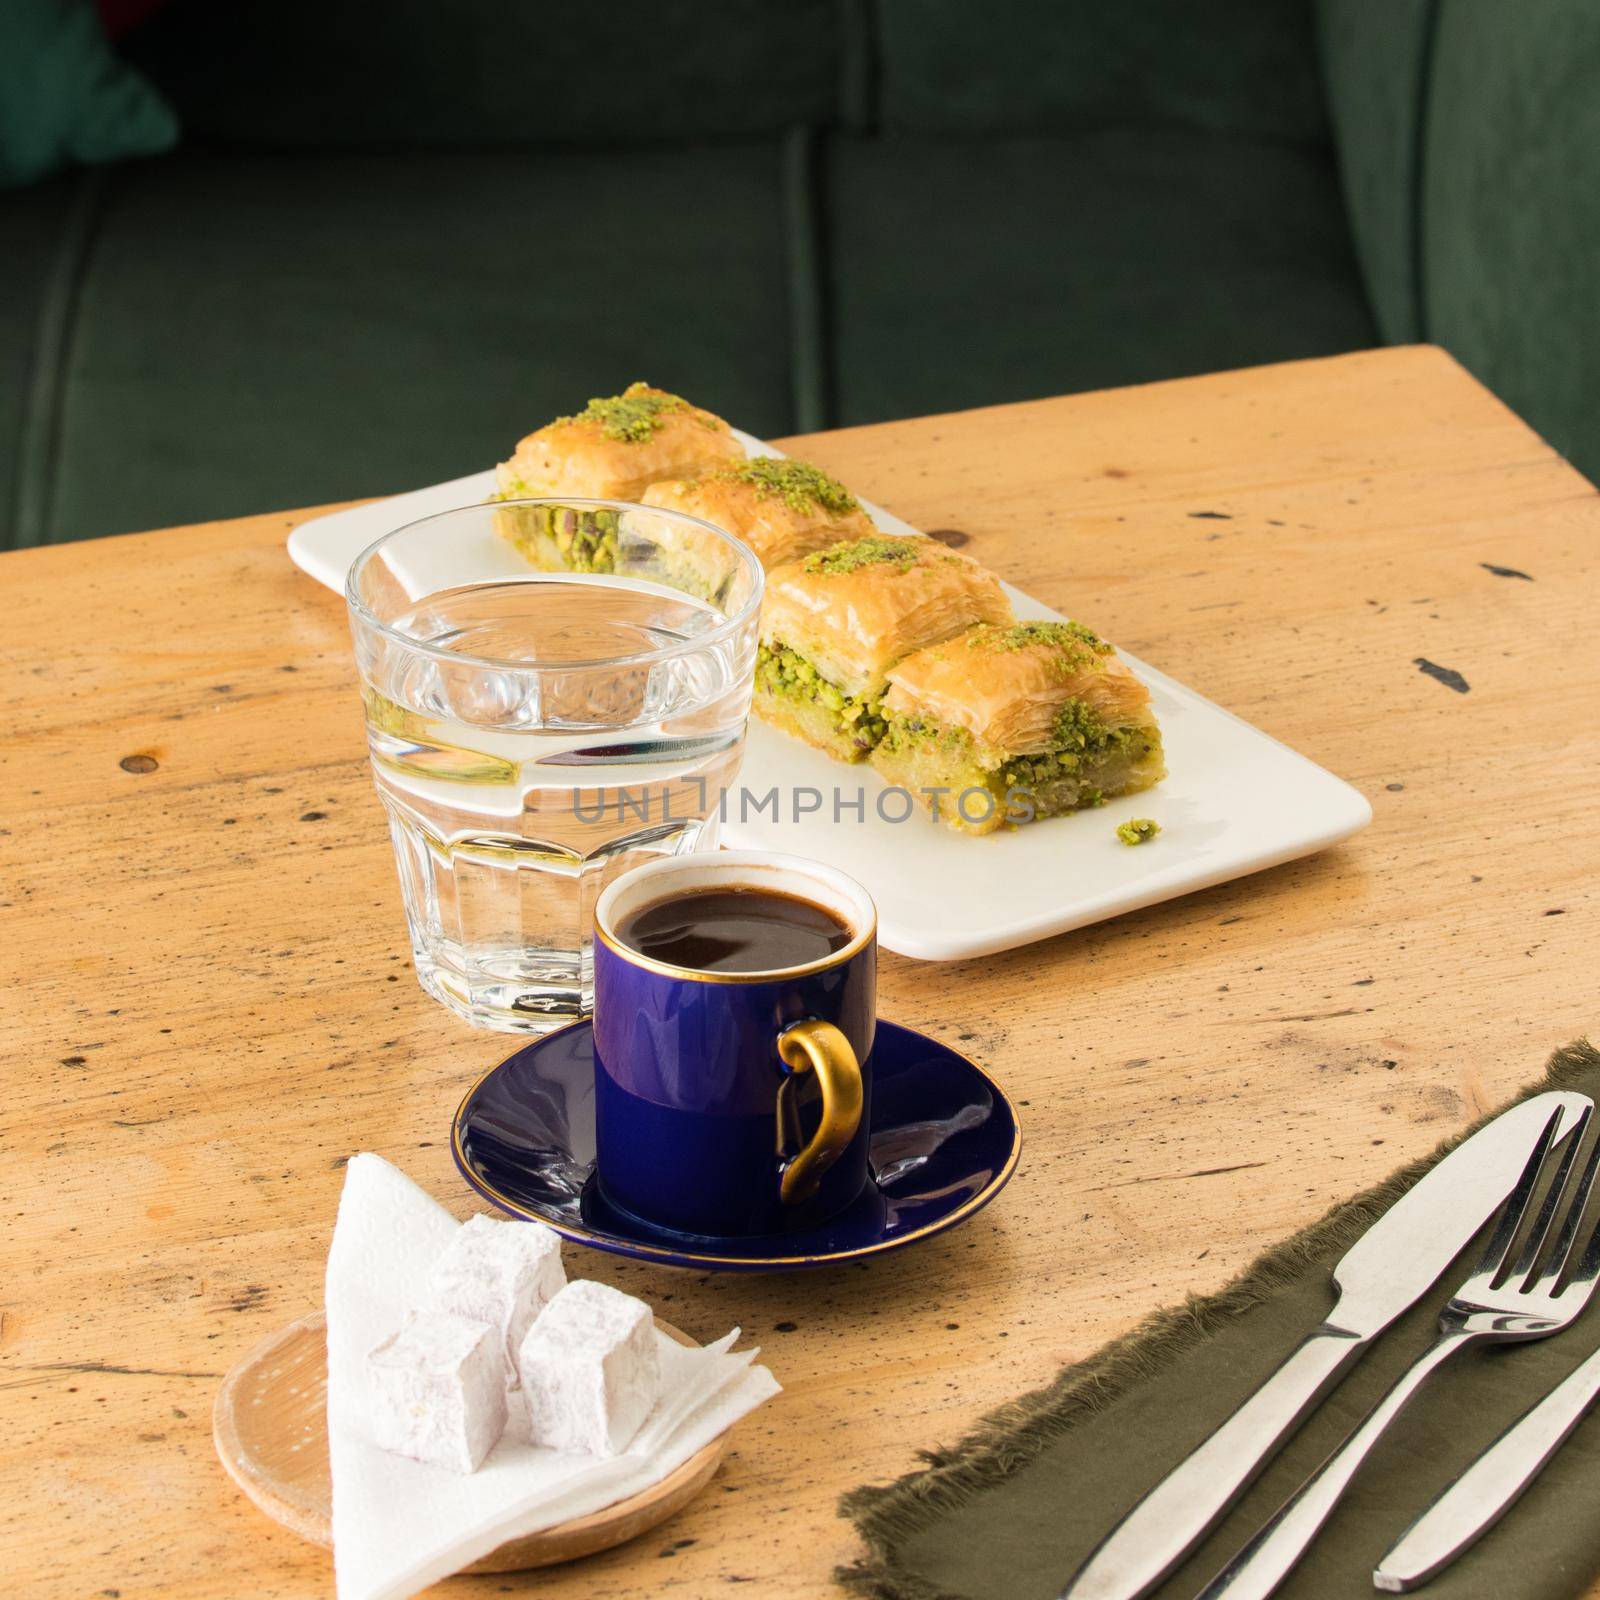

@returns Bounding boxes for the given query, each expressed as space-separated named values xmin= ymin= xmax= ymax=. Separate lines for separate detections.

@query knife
xmin=1373 ymin=1337 xmax=1600 ymax=1592
xmin=1060 ymin=1089 xmax=1592 ymax=1600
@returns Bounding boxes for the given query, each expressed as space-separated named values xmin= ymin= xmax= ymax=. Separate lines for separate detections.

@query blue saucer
xmin=451 ymin=1019 xmax=1021 ymax=1271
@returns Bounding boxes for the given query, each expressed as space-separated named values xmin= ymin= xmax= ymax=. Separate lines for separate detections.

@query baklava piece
xmin=871 ymin=620 xmax=1165 ymax=834
xmin=640 ymin=457 xmax=874 ymax=571
xmin=492 ymin=382 xmax=742 ymax=572
xmin=756 ymin=535 xmax=1012 ymax=762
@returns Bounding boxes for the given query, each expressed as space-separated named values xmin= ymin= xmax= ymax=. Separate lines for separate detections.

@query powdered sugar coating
xmin=366 ymin=1309 xmax=507 ymax=1474
xmin=426 ymin=1215 xmax=565 ymax=1380
xmin=518 ymin=1280 xmax=662 ymax=1457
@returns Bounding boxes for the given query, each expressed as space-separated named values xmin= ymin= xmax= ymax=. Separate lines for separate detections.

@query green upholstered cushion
xmin=1315 ymin=0 xmax=1436 ymax=343
xmin=1422 ymin=0 xmax=1600 ymax=485
xmin=0 ymin=178 xmax=84 ymax=548
xmin=124 ymin=0 xmax=843 ymax=148
xmin=877 ymin=0 xmax=1328 ymax=144
xmin=824 ymin=132 xmax=1376 ymax=426
xmin=1 ymin=0 xmax=177 ymax=188
xmin=35 ymin=145 xmax=796 ymax=543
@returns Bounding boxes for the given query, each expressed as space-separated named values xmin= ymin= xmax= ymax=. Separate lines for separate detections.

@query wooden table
xmin=4 ymin=346 xmax=1598 ymax=1599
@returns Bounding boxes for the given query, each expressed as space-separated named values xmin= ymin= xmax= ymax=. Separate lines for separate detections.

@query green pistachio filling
xmin=878 ymin=701 xmax=1159 ymax=810
xmin=495 ymin=496 xmax=619 ymax=573
xmin=755 ymin=641 xmax=888 ymax=751
xmin=552 ymin=386 xmax=691 ymax=443
xmin=1117 ymin=817 xmax=1161 ymax=845
xmin=998 ymin=722 xmax=1152 ymax=791
xmin=879 ymin=698 xmax=1146 ymax=781
xmin=803 ymin=536 xmax=920 ymax=576
xmin=875 ymin=715 xmax=976 ymax=759
xmin=1048 ymin=698 xmax=1118 ymax=753
xmin=707 ymin=458 xmax=858 ymax=516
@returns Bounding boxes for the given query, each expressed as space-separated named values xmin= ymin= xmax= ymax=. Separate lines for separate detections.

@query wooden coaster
xmin=213 ymin=1311 xmax=730 ymax=1573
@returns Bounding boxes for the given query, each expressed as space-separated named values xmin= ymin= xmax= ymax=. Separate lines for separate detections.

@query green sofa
xmin=5 ymin=0 xmax=1596 ymax=548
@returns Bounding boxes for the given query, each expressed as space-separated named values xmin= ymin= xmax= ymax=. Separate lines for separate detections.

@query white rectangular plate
xmin=289 ymin=431 xmax=1370 ymax=961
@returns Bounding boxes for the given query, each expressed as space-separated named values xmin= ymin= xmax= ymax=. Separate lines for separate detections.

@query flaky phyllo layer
xmin=489 ymin=382 xmax=742 ymax=573
xmin=495 ymin=382 xmax=742 ymax=503
xmin=754 ymin=533 xmax=1013 ymax=763
xmin=642 ymin=458 xmax=876 ymax=572
xmin=870 ymin=621 xmax=1166 ymax=834
xmin=762 ymin=535 xmax=1012 ymax=691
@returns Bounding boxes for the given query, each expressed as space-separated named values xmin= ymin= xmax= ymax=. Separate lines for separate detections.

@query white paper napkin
xmin=325 ymin=1154 xmax=781 ymax=1600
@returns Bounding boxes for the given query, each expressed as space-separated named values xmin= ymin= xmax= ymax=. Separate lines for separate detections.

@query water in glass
xmin=346 ymin=501 xmax=760 ymax=1032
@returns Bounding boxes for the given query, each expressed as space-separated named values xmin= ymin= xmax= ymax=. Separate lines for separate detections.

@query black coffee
xmin=616 ymin=886 xmax=853 ymax=974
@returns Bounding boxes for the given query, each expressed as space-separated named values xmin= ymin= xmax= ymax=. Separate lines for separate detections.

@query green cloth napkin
xmin=1 ymin=0 xmax=177 ymax=188
xmin=842 ymin=1042 xmax=1600 ymax=1600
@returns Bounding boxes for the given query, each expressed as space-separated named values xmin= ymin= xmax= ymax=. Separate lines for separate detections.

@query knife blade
xmin=1374 ymin=1337 xmax=1600 ymax=1592
xmin=1060 ymin=1089 xmax=1592 ymax=1600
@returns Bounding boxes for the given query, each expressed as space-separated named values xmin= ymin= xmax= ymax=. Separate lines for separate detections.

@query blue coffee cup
xmin=591 ymin=851 xmax=876 ymax=1239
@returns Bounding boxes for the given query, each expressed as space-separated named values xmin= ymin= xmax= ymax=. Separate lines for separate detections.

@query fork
xmin=1373 ymin=1335 xmax=1600 ymax=1590
xmin=1197 ymin=1103 xmax=1600 ymax=1600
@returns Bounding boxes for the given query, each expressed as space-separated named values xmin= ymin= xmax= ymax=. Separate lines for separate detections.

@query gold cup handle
xmin=775 ymin=1019 xmax=864 ymax=1205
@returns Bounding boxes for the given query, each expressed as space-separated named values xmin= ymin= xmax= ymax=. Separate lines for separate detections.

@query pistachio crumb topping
xmin=708 ymin=458 xmax=858 ymax=516
xmin=1116 ymin=817 xmax=1161 ymax=845
xmin=554 ymin=383 xmax=692 ymax=443
xmin=1050 ymin=698 xmax=1112 ymax=750
xmin=966 ymin=620 xmax=1111 ymax=656
xmin=964 ymin=619 xmax=1113 ymax=677
xmin=803 ymin=535 xmax=920 ymax=575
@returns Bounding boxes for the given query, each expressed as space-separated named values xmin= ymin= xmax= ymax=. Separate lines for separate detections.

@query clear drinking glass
xmin=345 ymin=499 xmax=763 ymax=1033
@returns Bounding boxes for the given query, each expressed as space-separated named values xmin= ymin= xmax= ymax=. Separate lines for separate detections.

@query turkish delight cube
xmin=425 ymin=1215 xmax=565 ymax=1377
xmin=366 ymin=1309 xmax=507 ymax=1474
xmin=518 ymin=1280 xmax=661 ymax=1457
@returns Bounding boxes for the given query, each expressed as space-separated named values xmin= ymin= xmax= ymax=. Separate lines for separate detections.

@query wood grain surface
xmin=2 ymin=346 xmax=1597 ymax=1599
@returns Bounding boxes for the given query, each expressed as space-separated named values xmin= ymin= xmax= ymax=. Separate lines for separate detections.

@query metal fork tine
xmin=1472 ymin=1106 xmax=1571 ymax=1280
xmin=1562 ymin=1204 xmax=1600 ymax=1298
xmin=1511 ymin=1105 xmax=1594 ymax=1283
xmin=1570 ymin=1204 xmax=1600 ymax=1290
xmin=1535 ymin=1128 xmax=1600 ymax=1289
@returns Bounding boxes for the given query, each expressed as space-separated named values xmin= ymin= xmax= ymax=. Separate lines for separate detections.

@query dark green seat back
xmin=877 ymin=0 xmax=1328 ymax=143
xmin=825 ymin=129 xmax=1374 ymax=426
xmin=34 ymin=144 xmax=798 ymax=543
xmin=1319 ymin=0 xmax=1600 ymax=482
xmin=124 ymin=0 xmax=845 ymax=146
